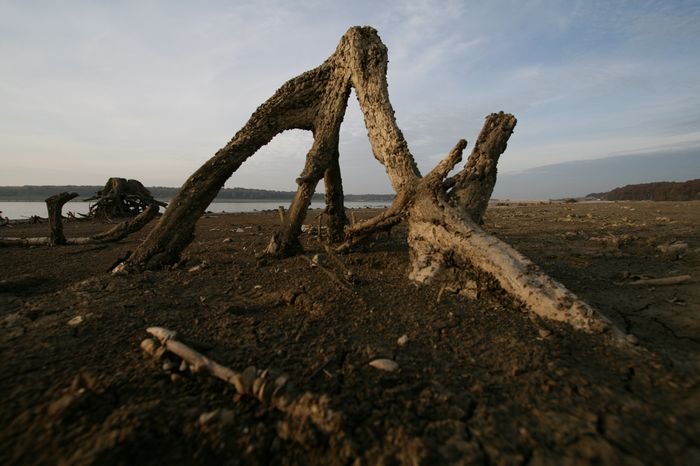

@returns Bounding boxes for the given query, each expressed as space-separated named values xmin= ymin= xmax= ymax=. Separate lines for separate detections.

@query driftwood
xmin=143 ymin=327 xmax=341 ymax=433
xmin=114 ymin=27 xmax=622 ymax=338
xmin=0 ymin=192 xmax=161 ymax=247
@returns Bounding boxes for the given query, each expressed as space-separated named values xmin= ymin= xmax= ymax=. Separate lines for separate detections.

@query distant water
xmin=0 ymin=200 xmax=390 ymax=220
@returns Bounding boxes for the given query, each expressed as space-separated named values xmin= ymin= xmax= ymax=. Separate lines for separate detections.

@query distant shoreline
xmin=0 ymin=185 xmax=395 ymax=203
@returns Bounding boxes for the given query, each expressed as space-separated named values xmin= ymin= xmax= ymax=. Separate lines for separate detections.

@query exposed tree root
xmin=86 ymin=178 xmax=165 ymax=220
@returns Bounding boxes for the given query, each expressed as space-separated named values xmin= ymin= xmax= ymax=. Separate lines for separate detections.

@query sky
xmin=1 ymin=0 xmax=699 ymax=196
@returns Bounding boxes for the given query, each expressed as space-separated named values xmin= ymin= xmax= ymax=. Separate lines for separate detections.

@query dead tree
xmin=87 ymin=178 xmax=165 ymax=219
xmin=116 ymin=27 xmax=622 ymax=338
xmin=46 ymin=192 xmax=78 ymax=245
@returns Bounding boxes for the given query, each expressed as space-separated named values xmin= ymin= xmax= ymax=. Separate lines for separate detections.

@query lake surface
xmin=0 ymin=200 xmax=391 ymax=220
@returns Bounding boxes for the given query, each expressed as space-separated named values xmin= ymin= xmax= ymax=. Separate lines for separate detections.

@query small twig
xmin=304 ymin=255 xmax=352 ymax=292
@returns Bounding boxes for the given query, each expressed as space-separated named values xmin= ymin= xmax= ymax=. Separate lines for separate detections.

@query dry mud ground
xmin=1 ymin=201 xmax=698 ymax=465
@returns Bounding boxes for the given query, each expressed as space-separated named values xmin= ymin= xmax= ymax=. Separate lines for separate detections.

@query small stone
xmin=538 ymin=328 xmax=552 ymax=338
xmin=397 ymin=334 xmax=409 ymax=346
xmin=625 ymin=334 xmax=639 ymax=345
xmin=222 ymin=237 xmax=233 ymax=243
xmin=198 ymin=410 xmax=219 ymax=426
xmin=188 ymin=261 xmax=209 ymax=273
xmin=140 ymin=338 xmax=158 ymax=356
xmin=162 ymin=360 xmax=177 ymax=372
xmin=235 ymin=227 xmax=245 ymax=233
xmin=199 ymin=409 xmax=235 ymax=428
xmin=170 ymin=373 xmax=182 ymax=383
xmin=67 ymin=315 xmax=83 ymax=327
xmin=369 ymin=358 xmax=399 ymax=372
xmin=311 ymin=253 xmax=327 ymax=267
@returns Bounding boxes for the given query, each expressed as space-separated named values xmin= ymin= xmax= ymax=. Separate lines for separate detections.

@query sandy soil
xmin=1 ymin=201 xmax=698 ymax=465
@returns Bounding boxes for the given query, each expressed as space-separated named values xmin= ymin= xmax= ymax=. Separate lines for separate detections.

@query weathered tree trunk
xmin=449 ymin=112 xmax=517 ymax=224
xmin=113 ymin=27 xmax=622 ymax=338
xmin=323 ymin=148 xmax=348 ymax=243
xmin=46 ymin=192 xmax=78 ymax=245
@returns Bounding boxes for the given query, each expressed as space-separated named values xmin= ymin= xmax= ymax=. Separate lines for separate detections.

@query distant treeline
xmin=588 ymin=179 xmax=700 ymax=201
xmin=0 ymin=185 xmax=394 ymax=203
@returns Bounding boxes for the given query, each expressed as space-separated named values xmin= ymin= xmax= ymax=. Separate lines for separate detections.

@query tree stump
xmin=45 ymin=192 xmax=78 ymax=246
xmin=87 ymin=178 xmax=165 ymax=220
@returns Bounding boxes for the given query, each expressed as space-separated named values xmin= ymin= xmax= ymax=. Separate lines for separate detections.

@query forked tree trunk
xmin=115 ymin=27 xmax=622 ymax=338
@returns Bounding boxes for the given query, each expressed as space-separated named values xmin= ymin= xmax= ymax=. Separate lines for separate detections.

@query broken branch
xmin=144 ymin=327 xmax=341 ymax=433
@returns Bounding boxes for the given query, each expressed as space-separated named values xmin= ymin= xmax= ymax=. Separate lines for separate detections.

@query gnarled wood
xmin=112 ymin=26 xmax=623 ymax=339
xmin=449 ymin=112 xmax=517 ymax=224
xmin=87 ymin=178 xmax=164 ymax=220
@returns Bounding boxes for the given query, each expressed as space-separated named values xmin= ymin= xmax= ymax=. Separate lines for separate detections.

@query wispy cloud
xmin=0 ymin=1 xmax=698 ymax=197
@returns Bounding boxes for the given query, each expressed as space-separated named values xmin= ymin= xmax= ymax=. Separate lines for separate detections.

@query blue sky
xmin=1 ymin=0 xmax=699 ymax=195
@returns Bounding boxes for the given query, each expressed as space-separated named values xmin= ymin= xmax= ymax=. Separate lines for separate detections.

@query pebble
xmin=199 ymin=409 xmax=236 ymax=427
xmin=311 ymin=253 xmax=327 ymax=267
xmin=162 ymin=360 xmax=177 ymax=372
xmin=140 ymin=338 xmax=158 ymax=355
xmin=67 ymin=315 xmax=83 ymax=327
xmin=625 ymin=334 xmax=639 ymax=345
xmin=369 ymin=358 xmax=399 ymax=372
xmin=397 ymin=334 xmax=409 ymax=346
